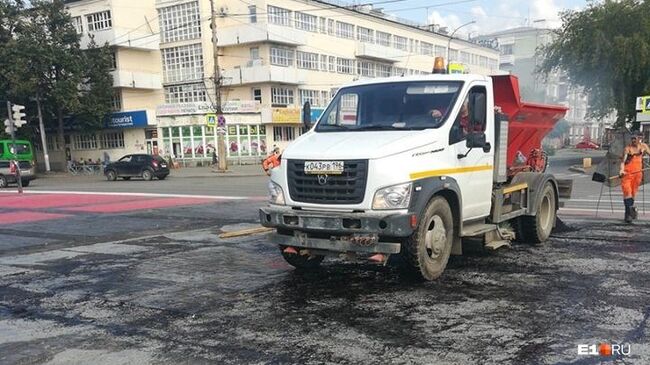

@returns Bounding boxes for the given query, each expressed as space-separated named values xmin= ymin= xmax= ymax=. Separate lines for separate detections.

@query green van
xmin=0 ymin=139 xmax=36 ymax=188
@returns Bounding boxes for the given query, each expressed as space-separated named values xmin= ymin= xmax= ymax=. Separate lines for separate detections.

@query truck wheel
xmin=279 ymin=245 xmax=324 ymax=269
xmin=518 ymin=182 xmax=556 ymax=243
xmin=402 ymin=196 xmax=454 ymax=280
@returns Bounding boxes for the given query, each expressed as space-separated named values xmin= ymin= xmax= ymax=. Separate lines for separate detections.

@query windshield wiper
xmin=355 ymin=124 xmax=406 ymax=131
xmin=319 ymin=124 xmax=350 ymax=130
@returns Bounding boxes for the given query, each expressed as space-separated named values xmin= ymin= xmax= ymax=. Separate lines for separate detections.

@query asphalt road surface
xmin=1 ymin=150 xmax=649 ymax=364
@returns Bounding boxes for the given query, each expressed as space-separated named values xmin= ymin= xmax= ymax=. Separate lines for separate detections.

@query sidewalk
xmin=36 ymin=164 xmax=265 ymax=179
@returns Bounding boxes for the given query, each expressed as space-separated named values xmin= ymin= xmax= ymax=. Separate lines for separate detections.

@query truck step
xmin=485 ymin=240 xmax=511 ymax=251
xmin=461 ymin=223 xmax=497 ymax=237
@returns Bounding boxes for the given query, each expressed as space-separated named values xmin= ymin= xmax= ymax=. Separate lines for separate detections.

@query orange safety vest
xmin=262 ymin=154 xmax=280 ymax=171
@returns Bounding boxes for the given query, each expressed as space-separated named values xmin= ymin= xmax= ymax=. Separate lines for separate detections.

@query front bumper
xmin=259 ymin=205 xmax=415 ymax=254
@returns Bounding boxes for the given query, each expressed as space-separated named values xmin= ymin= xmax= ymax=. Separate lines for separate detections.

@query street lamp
xmin=446 ymin=20 xmax=476 ymax=65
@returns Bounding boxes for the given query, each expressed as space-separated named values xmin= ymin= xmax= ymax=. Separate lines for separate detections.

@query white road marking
xmin=0 ymin=190 xmax=256 ymax=200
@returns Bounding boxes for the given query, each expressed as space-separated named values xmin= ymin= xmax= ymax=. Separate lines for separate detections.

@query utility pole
xmin=210 ymin=0 xmax=227 ymax=171
xmin=36 ymin=95 xmax=51 ymax=172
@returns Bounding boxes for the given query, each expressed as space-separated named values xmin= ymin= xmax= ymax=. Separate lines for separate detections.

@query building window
xmin=158 ymin=1 xmax=201 ymax=43
xmin=410 ymin=39 xmax=419 ymax=53
xmin=111 ymin=91 xmax=122 ymax=112
xmin=72 ymin=16 xmax=83 ymax=34
xmin=270 ymin=47 xmax=294 ymax=67
xmin=392 ymin=66 xmax=406 ymax=76
xmin=252 ymin=88 xmax=262 ymax=103
xmin=249 ymin=5 xmax=257 ymax=23
xmin=488 ymin=58 xmax=498 ymax=71
xmin=435 ymin=45 xmax=446 ymax=57
xmin=377 ymin=31 xmax=391 ymax=46
xmin=357 ymin=60 xmax=375 ymax=77
xmin=295 ymin=12 xmax=317 ymax=32
xmin=393 ymin=35 xmax=407 ymax=50
xmin=328 ymin=56 xmax=335 ymax=72
xmin=86 ymin=11 xmax=112 ymax=32
xmin=357 ymin=26 xmax=374 ymax=43
xmin=376 ymin=63 xmax=392 ymax=77
xmin=268 ymin=5 xmax=291 ymax=26
xmin=161 ymin=43 xmax=204 ymax=83
xmin=271 ymin=87 xmax=294 ymax=105
xmin=164 ymin=83 xmax=207 ymax=103
xmin=300 ymin=89 xmax=324 ymax=107
xmin=336 ymin=58 xmax=354 ymax=74
xmin=321 ymin=90 xmax=330 ymax=105
xmin=335 ymin=21 xmax=354 ymax=39
xmin=501 ymin=44 xmax=513 ymax=55
xmin=110 ymin=52 xmax=117 ymax=69
xmin=296 ymin=51 xmax=319 ymax=70
xmin=46 ymin=135 xmax=61 ymax=151
xmin=449 ymin=49 xmax=459 ymax=62
xmin=320 ymin=54 xmax=327 ymax=71
xmin=327 ymin=19 xmax=334 ymax=35
xmin=73 ymin=134 xmax=98 ymax=150
xmin=420 ymin=42 xmax=433 ymax=56
xmin=461 ymin=51 xmax=470 ymax=64
xmin=479 ymin=56 xmax=488 ymax=68
xmin=273 ymin=126 xmax=296 ymax=142
xmin=319 ymin=17 xmax=326 ymax=33
xmin=100 ymin=131 xmax=125 ymax=149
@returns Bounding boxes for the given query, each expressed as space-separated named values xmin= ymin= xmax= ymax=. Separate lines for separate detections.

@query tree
xmin=0 ymin=0 xmax=24 ymax=112
xmin=539 ymin=0 xmax=650 ymax=128
xmin=76 ymin=37 xmax=115 ymax=131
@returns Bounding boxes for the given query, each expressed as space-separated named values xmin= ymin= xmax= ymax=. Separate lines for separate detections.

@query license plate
xmin=161 ymin=164 xmax=167 ymax=168
xmin=304 ymin=161 xmax=344 ymax=175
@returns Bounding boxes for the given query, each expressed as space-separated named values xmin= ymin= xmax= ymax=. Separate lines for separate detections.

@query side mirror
xmin=466 ymin=132 xmax=486 ymax=148
xmin=302 ymin=101 xmax=312 ymax=131
xmin=469 ymin=92 xmax=486 ymax=128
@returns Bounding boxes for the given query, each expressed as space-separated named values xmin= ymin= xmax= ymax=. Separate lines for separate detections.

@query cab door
xmin=448 ymin=84 xmax=494 ymax=220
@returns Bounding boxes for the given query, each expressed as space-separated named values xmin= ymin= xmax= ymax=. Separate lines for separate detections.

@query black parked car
xmin=104 ymin=154 xmax=169 ymax=181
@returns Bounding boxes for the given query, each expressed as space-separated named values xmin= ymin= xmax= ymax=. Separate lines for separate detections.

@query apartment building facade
xmin=44 ymin=0 xmax=163 ymax=169
xmin=155 ymin=0 xmax=500 ymax=163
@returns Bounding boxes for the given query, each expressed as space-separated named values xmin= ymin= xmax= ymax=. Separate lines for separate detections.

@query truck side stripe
xmin=410 ymin=165 xmax=493 ymax=180
xmin=503 ymin=183 xmax=528 ymax=194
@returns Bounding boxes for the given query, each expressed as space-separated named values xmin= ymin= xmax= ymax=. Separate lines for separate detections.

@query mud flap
xmin=451 ymin=236 xmax=462 ymax=255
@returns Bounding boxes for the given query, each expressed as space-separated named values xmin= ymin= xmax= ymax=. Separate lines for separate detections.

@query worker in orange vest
xmin=262 ymin=146 xmax=281 ymax=176
xmin=619 ymin=133 xmax=650 ymax=223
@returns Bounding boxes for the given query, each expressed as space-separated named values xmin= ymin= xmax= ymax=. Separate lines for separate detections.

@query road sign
xmin=206 ymin=113 xmax=217 ymax=127
xmin=218 ymin=115 xmax=226 ymax=128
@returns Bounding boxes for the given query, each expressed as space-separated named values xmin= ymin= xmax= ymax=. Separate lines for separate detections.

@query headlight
xmin=269 ymin=181 xmax=286 ymax=205
xmin=372 ymin=182 xmax=412 ymax=210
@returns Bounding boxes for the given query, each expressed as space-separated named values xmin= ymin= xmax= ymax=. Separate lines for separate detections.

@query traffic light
xmin=11 ymin=104 xmax=26 ymax=128
xmin=4 ymin=119 xmax=11 ymax=135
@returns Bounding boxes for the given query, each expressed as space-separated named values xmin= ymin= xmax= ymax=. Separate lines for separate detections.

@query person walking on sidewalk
xmin=619 ymin=133 xmax=650 ymax=222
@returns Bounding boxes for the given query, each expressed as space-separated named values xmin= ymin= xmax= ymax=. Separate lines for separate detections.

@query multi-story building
xmin=43 ymin=0 xmax=163 ymax=170
xmin=155 ymin=0 xmax=500 ymax=164
xmin=476 ymin=26 xmax=610 ymax=146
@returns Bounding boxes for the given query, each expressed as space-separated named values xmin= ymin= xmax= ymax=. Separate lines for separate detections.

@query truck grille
xmin=18 ymin=161 xmax=32 ymax=169
xmin=287 ymin=159 xmax=368 ymax=204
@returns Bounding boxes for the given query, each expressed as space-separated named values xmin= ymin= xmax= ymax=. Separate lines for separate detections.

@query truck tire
xmin=402 ymin=196 xmax=454 ymax=280
xmin=517 ymin=182 xmax=556 ymax=243
xmin=279 ymin=245 xmax=324 ymax=269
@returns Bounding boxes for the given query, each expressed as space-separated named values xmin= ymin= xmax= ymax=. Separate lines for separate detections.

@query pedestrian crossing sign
xmin=206 ymin=114 xmax=217 ymax=127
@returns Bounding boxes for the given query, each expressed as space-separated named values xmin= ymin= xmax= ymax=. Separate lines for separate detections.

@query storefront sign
xmin=272 ymin=108 xmax=301 ymax=124
xmin=310 ymin=108 xmax=324 ymax=122
xmin=637 ymin=96 xmax=650 ymax=114
xmin=156 ymin=100 xmax=261 ymax=116
xmin=106 ymin=110 xmax=148 ymax=129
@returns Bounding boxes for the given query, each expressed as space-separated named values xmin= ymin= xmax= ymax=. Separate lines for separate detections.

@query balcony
xmin=355 ymin=42 xmax=407 ymax=62
xmin=222 ymin=62 xmax=307 ymax=85
xmin=80 ymin=28 xmax=159 ymax=51
xmin=218 ymin=23 xmax=306 ymax=47
xmin=499 ymin=54 xmax=515 ymax=65
xmin=111 ymin=70 xmax=162 ymax=90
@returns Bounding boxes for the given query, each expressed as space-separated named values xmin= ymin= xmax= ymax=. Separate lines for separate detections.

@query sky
xmin=377 ymin=0 xmax=589 ymax=36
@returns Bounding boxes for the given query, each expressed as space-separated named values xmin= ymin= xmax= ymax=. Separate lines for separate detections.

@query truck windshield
xmin=316 ymin=81 xmax=462 ymax=132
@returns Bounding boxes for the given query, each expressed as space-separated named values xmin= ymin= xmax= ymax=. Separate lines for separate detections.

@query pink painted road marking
xmin=0 ymin=211 xmax=71 ymax=225
xmin=0 ymin=194 xmax=147 ymax=209
xmin=59 ymin=197 xmax=216 ymax=213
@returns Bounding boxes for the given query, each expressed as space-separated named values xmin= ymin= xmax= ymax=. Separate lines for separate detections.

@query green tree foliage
xmin=0 ymin=0 xmax=113 ymax=145
xmin=539 ymin=0 xmax=650 ymax=127
xmin=548 ymin=119 xmax=570 ymax=139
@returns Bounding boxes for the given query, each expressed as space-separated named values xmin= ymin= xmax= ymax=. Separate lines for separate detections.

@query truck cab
xmin=260 ymin=69 xmax=568 ymax=280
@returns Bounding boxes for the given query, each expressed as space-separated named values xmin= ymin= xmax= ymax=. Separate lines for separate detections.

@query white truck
xmin=260 ymin=66 xmax=571 ymax=280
